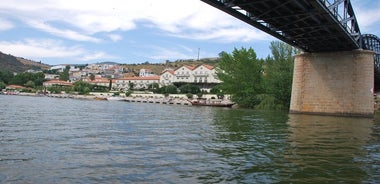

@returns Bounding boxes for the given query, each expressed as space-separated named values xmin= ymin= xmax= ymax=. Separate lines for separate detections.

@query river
xmin=0 ymin=95 xmax=379 ymax=183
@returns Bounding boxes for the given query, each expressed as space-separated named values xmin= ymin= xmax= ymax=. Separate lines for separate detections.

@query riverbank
xmin=2 ymin=92 xmax=235 ymax=107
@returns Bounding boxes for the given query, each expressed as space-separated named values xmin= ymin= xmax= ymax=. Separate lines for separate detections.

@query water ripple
xmin=0 ymin=95 xmax=379 ymax=183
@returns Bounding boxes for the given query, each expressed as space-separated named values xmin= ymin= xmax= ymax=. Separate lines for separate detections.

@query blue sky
xmin=0 ymin=0 xmax=379 ymax=65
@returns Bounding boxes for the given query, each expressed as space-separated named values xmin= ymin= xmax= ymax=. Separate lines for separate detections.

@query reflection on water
xmin=0 ymin=95 xmax=379 ymax=183
xmin=284 ymin=114 xmax=376 ymax=183
xmin=208 ymin=110 xmax=380 ymax=183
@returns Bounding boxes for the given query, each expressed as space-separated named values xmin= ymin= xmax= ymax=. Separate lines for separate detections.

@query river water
xmin=0 ymin=95 xmax=379 ymax=183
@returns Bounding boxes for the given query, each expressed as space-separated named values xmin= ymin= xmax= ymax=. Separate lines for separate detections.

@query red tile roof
xmin=116 ymin=76 xmax=160 ymax=81
xmin=43 ymin=80 xmax=73 ymax=86
xmin=6 ymin=85 xmax=25 ymax=89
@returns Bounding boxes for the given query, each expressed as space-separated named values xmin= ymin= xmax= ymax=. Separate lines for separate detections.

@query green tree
xmin=179 ymin=84 xmax=200 ymax=94
xmin=25 ymin=80 xmax=35 ymax=88
xmin=160 ymin=85 xmax=178 ymax=94
xmin=10 ymin=72 xmax=45 ymax=87
xmin=89 ymin=73 xmax=95 ymax=81
xmin=217 ymin=47 xmax=264 ymax=108
xmin=262 ymin=41 xmax=298 ymax=109
xmin=0 ymin=70 xmax=14 ymax=84
xmin=72 ymin=81 xmax=92 ymax=95
xmin=128 ymin=81 xmax=134 ymax=90
xmin=147 ymin=83 xmax=160 ymax=93
xmin=33 ymin=72 xmax=45 ymax=86
xmin=125 ymin=90 xmax=132 ymax=97
xmin=59 ymin=65 xmax=70 ymax=81
xmin=0 ymin=81 xmax=6 ymax=90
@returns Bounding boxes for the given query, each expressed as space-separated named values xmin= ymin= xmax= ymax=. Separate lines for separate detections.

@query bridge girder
xmin=201 ymin=0 xmax=361 ymax=52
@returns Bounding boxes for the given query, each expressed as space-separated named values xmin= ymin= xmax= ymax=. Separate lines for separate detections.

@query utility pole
xmin=197 ymin=48 xmax=200 ymax=61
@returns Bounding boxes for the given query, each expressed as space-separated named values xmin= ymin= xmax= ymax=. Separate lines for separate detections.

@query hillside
xmin=121 ymin=58 xmax=220 ymax=76
xmin=0 ymin=52 xmax=50 ymax=73
xmin=0 ymin=50 xmax=219 ymax=75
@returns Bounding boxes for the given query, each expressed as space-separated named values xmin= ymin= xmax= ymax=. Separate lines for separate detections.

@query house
xmin=44 ymin=74 xmax=60 ymax=80
xmin=159 ymin=64 xmax=221 ymax=92
xmin=163 ymin=64 xmax=221 ymax=84
xmin=113 ymin=76 xmax=160 ymax=91
xmin=3 ymin=85 xmax=30 ymax=94
xmin=159 ymin=69 xmax=175 ymax=86
xmin=50 ymin=65 xmax=68 ymax=72
xmin=173 ymin=65 xmax=195 ymax=83
xmin=83 ymin=76 xmax=110 ymax=87
xmin=43 ymin=80 xmax=73 ymax=87
xmin=87 ymin=78 xmax=110 ymax=88
xmin=192 ymin=64 xmax=220 ymax=84
xmin=139 ymin=68 xmax=157 ymax=77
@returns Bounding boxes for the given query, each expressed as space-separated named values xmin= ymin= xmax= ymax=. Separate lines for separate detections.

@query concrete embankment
xmin=10 ymin=92 xmax=233 ymax=107
xmin=45 ymin=93 xmax=192 ymax=105
xmin=124 ymin=97 xmax=191 ymax=105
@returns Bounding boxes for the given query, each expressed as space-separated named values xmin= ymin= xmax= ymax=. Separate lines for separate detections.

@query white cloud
xmin=351 ymin=1 xmax=380 ymax=34
xmin=0 ymin=0 xmax=267 ymax=43
xmin=107 ymin=34 xmax=123 ymax=42
xmin=81 ymin=51 xmax=116 ymax=61
xmin=148 ymin=46 xmax=197 ymax=61
xmin=0 ymin=18 xmax=13 ymax=31
xmin=0 ymin=39 xmax=83 ymax=58
xmin=173 ymin=27 xmax=270 ymax=43
xmin=356 ymin=9 xmax=380 ymax=33
xmin=26 ymin=20 xmax=101 ymax=43
xmin=0 ymin=39 xmax=116 ymax=62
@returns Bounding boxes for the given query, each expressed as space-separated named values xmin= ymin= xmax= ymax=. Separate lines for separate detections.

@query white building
xmin=159 ymin=64 xmax=221 ymax=92
xmin=161 ymin=64 xmax=220 ymax=85
xmin=192 ymin=64 xmax=220 ymax=84
xmin=50 ymin=65 xmax=68 ymax=72
xmin=113 ymin=76 xmax=160 ymax=91
xmin=173 ymin=65 xmax=195 ymax=83
xmin=44 ymin=74 xmax=60 ymax=80
xmin=139 ymin=68 xmax=157 ymax=77
xmin=43 ymin=79 xmax=73 ymax=87
xmin=159 ymin=69 xmax=175 ymax=86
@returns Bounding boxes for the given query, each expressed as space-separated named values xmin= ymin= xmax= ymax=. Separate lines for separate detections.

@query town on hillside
xmin=42 ymin=62 xmax=221 ymax=92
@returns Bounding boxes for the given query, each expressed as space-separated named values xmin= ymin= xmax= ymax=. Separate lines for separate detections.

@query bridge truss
xmin=202 ymin=0 xmax=380 ymax=88
xmin=362 ymin=34 xmax=380 ymax=88
xmin=201 ymin=0 xmax=361 ymax=52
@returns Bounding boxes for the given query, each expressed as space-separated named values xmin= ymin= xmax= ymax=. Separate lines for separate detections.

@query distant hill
xmin=0 ymin=52 xmax=50 ymax=73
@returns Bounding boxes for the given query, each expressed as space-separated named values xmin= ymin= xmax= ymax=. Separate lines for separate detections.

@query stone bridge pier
xmin=290 ymin=50 xmax=375 ymax=117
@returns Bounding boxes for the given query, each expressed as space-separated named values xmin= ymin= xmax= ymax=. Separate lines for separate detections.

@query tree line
xmin=0 ymin=71 xmax=45 ymax=90
xmin=217 ymin=41 xmax=298 ymax=110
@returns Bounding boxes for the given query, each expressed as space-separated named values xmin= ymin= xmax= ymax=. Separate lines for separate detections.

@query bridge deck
xmin=202 ymin=0 xmax=360 ymax=52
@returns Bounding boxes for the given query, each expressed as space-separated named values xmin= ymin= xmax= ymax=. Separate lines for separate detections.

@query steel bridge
xmin=201 ymin=0 xmax=380 ymax=84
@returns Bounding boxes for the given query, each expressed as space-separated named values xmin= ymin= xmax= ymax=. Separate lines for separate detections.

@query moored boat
xmin=188 ymin=98 xmax=234 ymax=107
xmin=94 ymin=96 xmax=108 ymax=100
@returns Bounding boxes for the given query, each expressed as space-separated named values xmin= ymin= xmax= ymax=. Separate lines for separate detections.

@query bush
xmin=125 ymin=90 xmax=132 ymax=97
xmin=186 ymin=93 xmax=193 ymax=99
xmin=179 ymin=84 xmax=200 ymax=94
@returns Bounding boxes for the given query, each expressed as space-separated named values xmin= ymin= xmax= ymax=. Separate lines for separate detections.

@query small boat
xmin=94 ymin=96 xmax=108 ymax=100
xmin=188 ymin=98 xmax=235 ymax=107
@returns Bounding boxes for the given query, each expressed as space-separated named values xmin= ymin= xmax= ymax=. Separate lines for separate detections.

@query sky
xmin=0 ymin=0 xmax=379 ymax=65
